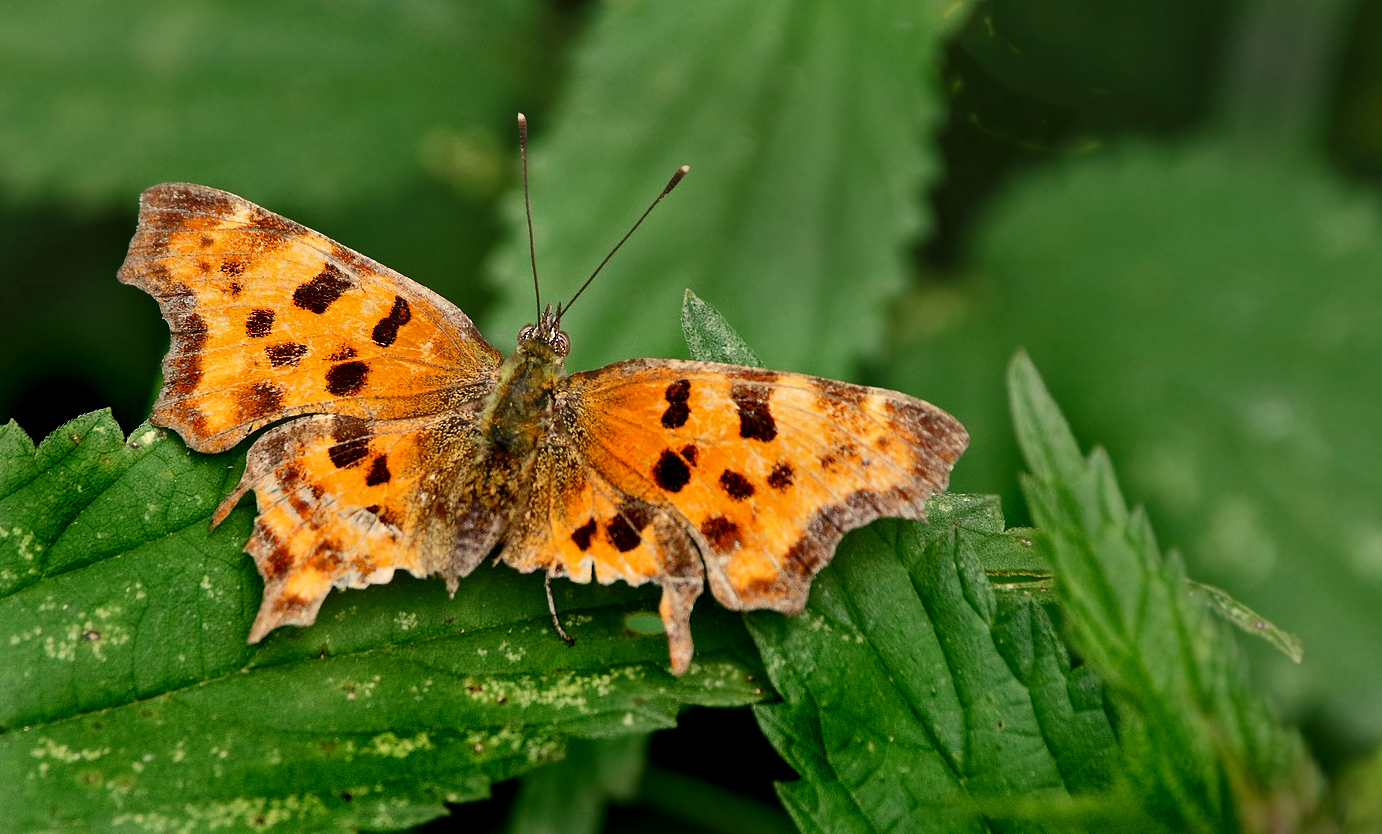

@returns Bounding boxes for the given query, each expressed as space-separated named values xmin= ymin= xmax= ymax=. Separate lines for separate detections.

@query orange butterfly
xmin=119 ymin=174 xmax=966 ymax=675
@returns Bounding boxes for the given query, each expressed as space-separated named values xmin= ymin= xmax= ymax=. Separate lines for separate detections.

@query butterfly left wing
xmin=118 ymin=183 xmax=503 ymax=453
xmin=501 ymin=359 xmax=968 ymax=673
xmin=118 ymin=183 xmax=508 ymax=643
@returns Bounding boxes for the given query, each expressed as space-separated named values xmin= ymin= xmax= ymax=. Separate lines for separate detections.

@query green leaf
xmin=1188 ymin=579 xmax=1303 ymax=664
xmin=1008 ymin=352 xmax=1321 ymax=832
xmin=505 ymin=735 xmax=648 ymax=834
xmin=0 ymin=0 xmax=538 ymax=207
xmin=681 ymin=289 xmax=761 ymax=369
xmin=754 ymin=504 xmax=1134 ymax=833
xmin=486 ymin=0 xmax=974 ymax=377
xmin=0 ymin=412 xmax=765 ymax=833
xmin=890 ymin=140 xmax=1382 ymax=736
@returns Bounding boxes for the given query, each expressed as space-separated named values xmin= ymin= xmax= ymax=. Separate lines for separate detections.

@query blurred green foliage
xmin=4 ymin=0 xmax=1382 ymax=831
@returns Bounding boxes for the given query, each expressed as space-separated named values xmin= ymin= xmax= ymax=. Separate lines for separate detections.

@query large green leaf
xmin=0 ymin=412 xmax=764 ymax=833
xmin=0 ymin=0 xmax=537 ymax=207
xmin=486 ymin=0 xmax=974 ymax=377
xmin=753 ymin=505 xmax=1136 ymax=834
xmin=888 ymin=139 xmax=1382 ymax=737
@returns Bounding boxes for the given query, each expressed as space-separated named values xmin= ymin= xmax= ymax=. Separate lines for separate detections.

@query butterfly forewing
xmin=118 ymin=183 xmax=502 ymax=453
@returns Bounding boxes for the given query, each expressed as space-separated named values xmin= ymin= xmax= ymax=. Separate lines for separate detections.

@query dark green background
xmin=3 ymin=0 xmax=1380 ymax=828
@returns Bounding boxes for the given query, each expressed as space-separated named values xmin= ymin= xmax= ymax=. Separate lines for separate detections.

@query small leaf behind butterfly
xmin=681 ymin=289 xmax=761 ymax=369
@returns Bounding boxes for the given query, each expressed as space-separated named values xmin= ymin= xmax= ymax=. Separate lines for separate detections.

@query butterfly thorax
xmin=478 ymin=308 xmax=570 ymax=460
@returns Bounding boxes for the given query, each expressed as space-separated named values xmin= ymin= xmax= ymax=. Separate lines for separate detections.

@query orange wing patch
xmin=500 ymin=440 xmax=705 ymax=672
xmin=118 ymin=183 xmax=501 ymax=453
xmin=215 ymin=411 xmax=460 ymax=641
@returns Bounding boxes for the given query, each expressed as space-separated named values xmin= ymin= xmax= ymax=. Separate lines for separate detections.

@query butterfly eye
xmin=551 ymin=331 xmax=570 ymax=357
xmin=518 ymin=325 xmax=536 ymax=344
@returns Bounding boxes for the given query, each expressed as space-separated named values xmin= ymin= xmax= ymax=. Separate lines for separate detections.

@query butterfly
xmin=118 ymin=177 xmax=967 ymax=675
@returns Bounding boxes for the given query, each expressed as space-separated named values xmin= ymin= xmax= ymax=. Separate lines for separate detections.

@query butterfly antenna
xmin=559 ymin=164 xmax=690 ymax=322
xmin=518 ymin=113 xmax=542 ymax=322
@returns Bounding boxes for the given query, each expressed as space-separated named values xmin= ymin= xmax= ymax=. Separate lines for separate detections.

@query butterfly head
xmin=517 ymin=303 xmax=571 ymax=359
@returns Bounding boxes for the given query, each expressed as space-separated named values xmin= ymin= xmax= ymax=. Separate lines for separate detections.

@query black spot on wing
xmin=371 ymin=295 xmax=412 ymax=347
xmin=328 ymin=416 xmax=370 ymax=469
xmin=700 ymin=515 xmax=741 ymax=553
xmin=719 ymin=470 xmax=755 ymax=501
xmin=652 ymin=449 xmax=691 ymax=493
xmin=365 ymin=454 xmax=391 ymax=486
xmin=606 ymin=517 xmax=641 ymax=552
xmin=571 ymin=519 xmax=597 ymax=551
xmin=265 ymin=342 xmax=308 ymax=367
xmin=246 ymin=308 xmax=275 ymax=338
xmin=606 ymin=500 xmax=654 ymax=553
xmin=662 ymin=379 xmax=691 ymax=428
xmin=679 ymin=444 xmax=699 ymax=466
xmin=767 ymin=462 xmax=794 ymax=490
xmin=326 ymin=360 xmax=369 ymax=396
xmin=292 ymin=264 xmax=352 ymax=314
xmin=730 ymin=384 xmax=776 ymax=441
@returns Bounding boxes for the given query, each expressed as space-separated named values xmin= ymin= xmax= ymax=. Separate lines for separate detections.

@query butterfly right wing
xmin=501 ymin=358 xmax=967 ymax=674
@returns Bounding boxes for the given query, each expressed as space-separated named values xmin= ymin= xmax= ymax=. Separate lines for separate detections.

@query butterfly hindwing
xmin=220 ymin=399 xmax=513 ymax=639
xmin=499 ymin=436 xmax=705 ymax=671
xmin=118 ymin=183 xmax=502 ymax=453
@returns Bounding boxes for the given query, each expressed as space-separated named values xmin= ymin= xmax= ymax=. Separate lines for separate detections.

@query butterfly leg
xmin=544 ymin=573 xmax=576 ymax=647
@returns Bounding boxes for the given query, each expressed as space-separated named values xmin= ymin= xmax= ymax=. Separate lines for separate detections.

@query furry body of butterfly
xmin=118 ymin=182 xmax=968 ymax=674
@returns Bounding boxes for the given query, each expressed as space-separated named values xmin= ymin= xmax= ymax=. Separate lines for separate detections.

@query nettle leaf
xmin=487 ymin=0 xmax=974 ymax=377
xmin=1009 ymin=353 xmax=1322 ymax=832
xmin=0 ymin=412 xmax=764 ymax=834
xmin=684 ymin=293 xmax=1128 ymax=832
xmin=891 ymin=140 xmax=1382 ymax=734
xmin=753 ymin=504 xmax=1140 ymax=834
xmin=0 ymin=0 xmax=537 ymax=207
